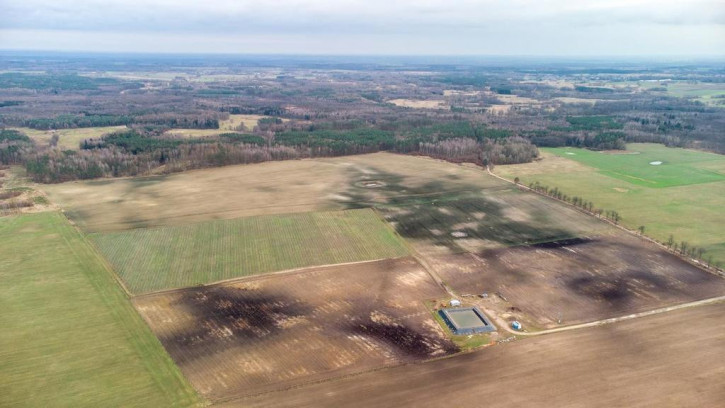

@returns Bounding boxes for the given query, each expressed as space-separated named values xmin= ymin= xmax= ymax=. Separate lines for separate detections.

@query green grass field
xmin=90 ymin=208 xmax=409 ymax=294
xmin=11 ymin=126 xmax=127 ymax=150
xmin=664 ymin=82 xmax=725 ymax=107
xmin=635 ymin=81 xmax=725 ymax=107
xmin=497 ymin=144 xmax=725 ymax=266
xmin=545 ymin=144 xmax=725 ymax=187
xmin=0 ymin=212 xmax=200 ymax=407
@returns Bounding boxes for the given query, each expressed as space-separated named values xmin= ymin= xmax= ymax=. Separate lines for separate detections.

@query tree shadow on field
xmin=340 ymin=166 xmax=577 ymax=251
xmin=159 ymin=286 xmax=312 ymax=364
xmin=566 ymin=269 xmax=672 ymax=311
xmin=343 ymin=298 xmax=460 ymax=360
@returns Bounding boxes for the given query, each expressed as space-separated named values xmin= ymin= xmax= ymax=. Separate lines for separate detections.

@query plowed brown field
xmin=133 ymin=257 xmax=457 ymax=402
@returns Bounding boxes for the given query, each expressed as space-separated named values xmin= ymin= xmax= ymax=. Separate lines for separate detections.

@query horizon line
xmin=1 ymin=49 xmax=724 ymax=61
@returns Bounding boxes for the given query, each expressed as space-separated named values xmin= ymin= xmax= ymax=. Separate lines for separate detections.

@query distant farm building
xmin=439 ymin=307 xmax=496 ymax=335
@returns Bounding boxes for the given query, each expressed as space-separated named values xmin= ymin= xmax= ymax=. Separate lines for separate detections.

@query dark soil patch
xmin=348 ymin=318 xmax=459 ymax=358
xmin=532 ymin=237 xmax=593 ymax=249
xmin=160 ymin=286 xmax=310 ymax=363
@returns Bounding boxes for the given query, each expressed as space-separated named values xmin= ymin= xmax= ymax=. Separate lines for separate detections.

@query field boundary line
xmin=51 ymin=211 xmax=202 ymax=405
xmin=59 ymin=210 xmax=135 ymax=297
xmin=518 ymin=295 xmax=725 ymax=337
xmin=84 ymin=204 xmax=368 ymax=232
xmin=131 ymin=256 xmax=413 ymax=299
xmin=486 ymin=166 xmax=725 ymax=278
xmin=370 ymin=207 xmax=454 ymax=295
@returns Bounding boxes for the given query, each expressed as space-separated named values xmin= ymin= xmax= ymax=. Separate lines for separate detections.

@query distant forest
xmin=1 ymin=57 xmax=723 ymax=182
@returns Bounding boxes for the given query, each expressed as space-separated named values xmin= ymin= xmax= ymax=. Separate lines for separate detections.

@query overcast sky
xmin=1 ymin=0 xmax=723 ymax=56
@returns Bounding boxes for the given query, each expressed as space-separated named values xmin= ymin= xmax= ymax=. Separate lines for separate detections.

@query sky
xmin=0 ymin=0 xmax=723 ymax=56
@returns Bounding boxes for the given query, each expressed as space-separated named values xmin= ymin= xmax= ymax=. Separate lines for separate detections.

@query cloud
xmin=0 ymin=0 xmax=723 ymax=55
xmin=2 ymin=0 xmax=724 ymax=33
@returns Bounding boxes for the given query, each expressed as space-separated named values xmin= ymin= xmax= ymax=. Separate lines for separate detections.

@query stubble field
xmin=41 ymin=152 xmax=504 ymax=232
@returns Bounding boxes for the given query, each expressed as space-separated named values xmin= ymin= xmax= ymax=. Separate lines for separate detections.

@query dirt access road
xmin=229 ymin=301 xmax=725 ymax=408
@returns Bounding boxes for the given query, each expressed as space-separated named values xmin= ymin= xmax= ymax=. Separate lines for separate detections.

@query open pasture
xmin=90 ymin=208 xmax=408 ymax=294
xmin=666 ymin=82 xmax=725 ymax=106
xmin=220 ymin=114 xmax=282 ymax=131
xmin=237 ymin=301 xmax=725 ymax=408
xmin=546 ymin=143 xmax=725 ymax=187
xmin=496 ymin=145 xmax=725 ymax=265
xmin=11 ymin=126 xmax=127 ymax=150
xmin=0 ymin=212 xmax=198 ymax=407
xmin=641 ymin=80 xmax=725 ymax=106
xmin=388 ymin=99 xmax=447 ymax=109
xmin=133 ymin=257 xmax=456 ymax=401
xmin=41 ymin=153 xmax=505 ymax=232
xmin=164 ymin=114 xmax=284 ymax=137
xmin=162 ymin=128 xmax=224 ymax=137
xmin=430 ymin=229 xmax=725 ymax=329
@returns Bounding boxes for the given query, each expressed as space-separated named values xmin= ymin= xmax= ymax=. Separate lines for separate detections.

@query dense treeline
xmin=574 ymin=86 xmax=615 ymax=93
xmin=523 ymin=115 xmax=629 ymax=150
xmin=82 ymin=130 xmax=189 ymax=153
xmin=275 ymin=128 xmax=395 ymax=155
xmin=132 ymin=113 xmax=220 ymax=129
xmin=25 ymin=143 xmax=305 ymax=183
xmin=479 ymin=137 xmax=540 ymax=165
xmin=23 ymin=114 xmax=134 ymax=130
xmin=0 ymin=129 xmax=33 ymax=165
xmin=399 ymin=121 xmax=512 ymax=142
xmin=0 ymin=129 xmax=31 ymax=143
xmin=566 ymin=132 xmax=627 ymax=150
xmin=563 ymin=116 xmax=623 ymax=131
xmin=418 ymin=136 xmax=538 ymax=165
xmin=219 ymin=133 xmax=266 ymax=145
xmin=0 ymin=73 xmax=134 ymax=91
xmin=14 ymin=113 xmax=220 ymax=130
xmin=0 ymin=101 xmax=23 ymax=107
xmin=528 ymin=130 xmax=626 ymax=150
xmin=20 ymin=118 xmax=539 ymax=182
